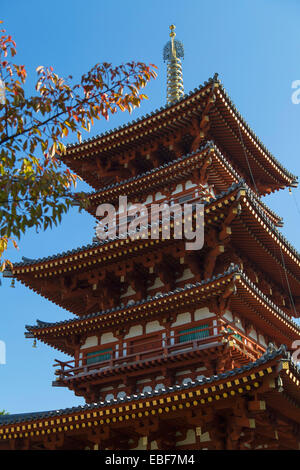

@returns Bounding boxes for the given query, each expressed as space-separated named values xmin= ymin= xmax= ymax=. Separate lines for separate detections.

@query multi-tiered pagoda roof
xmin=62 ymin=75 xmax=297 ymax=194
xmin=2 ymin=51 xmax=300 ymax=450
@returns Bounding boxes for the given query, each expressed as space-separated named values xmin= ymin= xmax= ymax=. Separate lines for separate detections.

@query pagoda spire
xmin=163 ymin=24 xmax=184 ymax=105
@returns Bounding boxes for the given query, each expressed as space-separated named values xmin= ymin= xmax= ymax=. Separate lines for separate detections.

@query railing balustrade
xmin=53 ymin=320 xmax=266 ymax=382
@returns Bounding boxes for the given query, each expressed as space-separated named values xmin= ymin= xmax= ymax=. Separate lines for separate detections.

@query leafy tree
xmin=0 ymin=21 xmax=157 ymax=269
xmin=0 ymin=410 xmax=9 ymax=415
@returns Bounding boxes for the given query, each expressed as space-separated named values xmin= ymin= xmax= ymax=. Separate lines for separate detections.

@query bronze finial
xmin=163 ymin=25 xmax=184 ymax=105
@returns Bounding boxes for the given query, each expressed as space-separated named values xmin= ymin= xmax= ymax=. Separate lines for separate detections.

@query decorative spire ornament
xmin=163 ymin=25 xmax=184 ymax=105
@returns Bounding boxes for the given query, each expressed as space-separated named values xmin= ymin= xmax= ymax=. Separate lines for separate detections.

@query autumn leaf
xmin=0 ymin=21 xmax=157 ymax=269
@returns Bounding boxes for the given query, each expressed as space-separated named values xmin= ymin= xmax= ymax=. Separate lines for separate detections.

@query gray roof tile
xmin=0 ymin=344 xmax=292 ymax=426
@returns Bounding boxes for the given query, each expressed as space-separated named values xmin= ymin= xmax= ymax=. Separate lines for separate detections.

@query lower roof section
xmin=1 ymin=346 xmax=300 ymax=450
xmin=0 ymin=345 xmax=291 ymax=425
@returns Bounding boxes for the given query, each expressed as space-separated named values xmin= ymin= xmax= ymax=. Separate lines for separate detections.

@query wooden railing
xmin=53 ymin=321 xmax=266 ymax=382
xmin=225 ymin=326 xmax=266 ymax=361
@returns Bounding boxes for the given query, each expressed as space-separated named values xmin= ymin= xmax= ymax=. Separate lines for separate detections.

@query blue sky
xmin=1 ymin=0 xmax=300 ymax=414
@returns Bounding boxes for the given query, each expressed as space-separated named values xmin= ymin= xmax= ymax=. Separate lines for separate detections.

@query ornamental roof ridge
xmin=64 ymin=73 xmax=297 ymax=186
xmin=9 ymin=180 xmax=245 ymax=270
xmin=210 ymin=144 xmax=283 ymax=224
xmin=239 ymin=271 xmax=300 ymax=329
xmin=0 ymin=344 xmax=292 ymax=427
xmin=215 ymin=81 xmax=297 ymax=183
xmin=24 ymin=264 xmax=300 ymax=337
xmin=242 ymin=186 xmax=300 ymax=261
xmin=83 ymin=140 xmax=214 ymax=198
xmin=240 ymin=182 xmax=283 ymax=225
xmin=24 ymin=265 xmax=240 ymax=333
xmin=65 ymin=74 xmax=220 ymax=151
xmin=83 ymin=140 xmax=283 ymax=226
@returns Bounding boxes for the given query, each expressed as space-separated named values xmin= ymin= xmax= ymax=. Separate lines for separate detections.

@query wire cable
xmin=238 ymin=122 xmax=297 ymax=318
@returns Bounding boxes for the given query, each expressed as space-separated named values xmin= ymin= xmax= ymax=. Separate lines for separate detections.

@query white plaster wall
xmin=120 ymin=285 xmax=136 ymax=298
xmin=200 ymin=432 xmax=211 ymax=442
xmin=176 ymin=369 xmax=192 ymax=376
xmin=137 ymin=378 xmax=151 ymax=384
xmin=258 ymin=334 xmax=267 ymax=347
xmin=176 ymin=429 xmax=196 ymax=446
xmin=185 ymin=180 xmax=197 ymax=190
xmin=100 ymin=332 xmax=118 ymax=345
xmin=132 ymin=437 xmax=147 ymax=450
xmin=147 ymin=277 xmax=164 ymax=290
xmin=223 ymin=310 xmax=233 ymax=322
xmin=145 ymin=320 xmax=164 ymax=334
xmin=145 ymin=195 xmax=153 ymax=204
xmin=124 ymin=325 xmax=143 ymax=339
xmin=172 ymin=184 xmax=183 ymax=194
xmin=213 ymin=319 xmax=218 ymax=335
xmin=248 ymin=329 xmax=257 ymax=341
xmin=154 ymin=191 xmax=165 ymax=201
xmin=194 ymin=307 xmax=215 ymax=321
xmin=80 ymin=336 xmax=98 ymax=350
xmin=171 ymin=312 xmax=191 ymax=327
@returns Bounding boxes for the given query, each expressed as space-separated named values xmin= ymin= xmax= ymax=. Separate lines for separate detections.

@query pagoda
xmin=1 ymin=26 xmax=300 ymax=451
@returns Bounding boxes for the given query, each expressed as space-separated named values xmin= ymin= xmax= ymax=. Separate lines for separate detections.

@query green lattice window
xmin=86 ymin=348 xmax=112 ymax=365
xmin=227 ymin=327 xmax=243 ymax=342
xmin=179 ymin=324 xmax=210 ymax=343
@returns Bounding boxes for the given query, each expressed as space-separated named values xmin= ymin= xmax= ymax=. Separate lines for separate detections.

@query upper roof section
xmin=84 ymin=141 xmax=283 ymax=227
xmin=62 ymin=74 xmax=297 ymax=195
